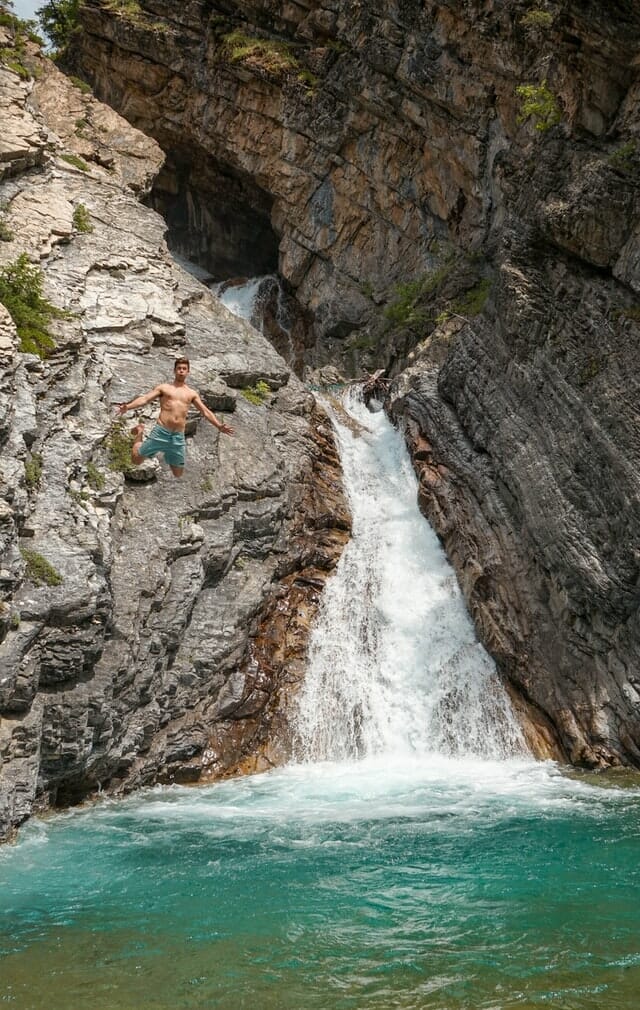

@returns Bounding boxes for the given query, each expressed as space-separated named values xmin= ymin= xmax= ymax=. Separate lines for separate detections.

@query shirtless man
xmin=116 ymin=357 xmax=234 ymax=478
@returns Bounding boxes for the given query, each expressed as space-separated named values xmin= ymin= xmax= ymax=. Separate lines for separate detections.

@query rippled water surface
xmin=2 ymin=759 xmax=640 ymax=1010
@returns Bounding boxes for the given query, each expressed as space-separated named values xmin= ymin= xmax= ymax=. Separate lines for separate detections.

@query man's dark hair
xmin=174 ymin=356 xmax=190 ymax=370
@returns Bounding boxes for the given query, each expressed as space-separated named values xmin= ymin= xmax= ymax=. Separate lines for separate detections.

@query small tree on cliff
xmin=36 ymin=0 xmax=81 ymax=51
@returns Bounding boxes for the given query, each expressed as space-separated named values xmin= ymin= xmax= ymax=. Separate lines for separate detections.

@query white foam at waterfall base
xmin=294 ymin=389 xmax=527 ymax=763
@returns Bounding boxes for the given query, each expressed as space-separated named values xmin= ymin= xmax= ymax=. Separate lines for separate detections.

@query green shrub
xmin=69 ymin=74 xmax=91 ymax=93
xmin=60 ymin=152 xmax=89 ymax=171
xmin=72 ymin=203 xmax=93 ymax=233
xmin=241 ymin=380 xmax=272 ymax=405
xmin=105 ymin=420 xmax=134 ymax=473
xmin=86 ymin=461 xmax=105 ymax=489
xmin=384 ymin=278 xmax=429 ymax=327
xmin=36 ymin=0 xmax=82 ymax=51
xmin=24 ymin=451 xmax=42 ymax=488
xmin=520 ymin=9 xmax=554 ymax=32
xmin=0 ymin=219 xmax=13 ymax=242
xmin=384 ymin=259 xmax=455 ymax=329
xmin=451 ymin=278 xmax=492 ymax=317
xmin=21 ymin=548 xmax=63 ymax=586
xmin=0 ymin=253 xmax=67 ymax=356
xmin=348 ymin=331 xmax=377 ymax=351
xmin=608 ymin=140 xmax=637 ymax=174
xmin=516 ymin=81 xmax=561 ymax=131
xmin=0 ymin=8 xmax=42 ymax=77
xmin=0 ymin=45 xmax=30 ymax=77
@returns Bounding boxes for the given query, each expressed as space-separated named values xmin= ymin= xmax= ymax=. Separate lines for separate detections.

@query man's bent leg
xmin=131 ymin=424 xmax=146 ymax=465
xmin=169 ymin=465 xmax=184 ymax=478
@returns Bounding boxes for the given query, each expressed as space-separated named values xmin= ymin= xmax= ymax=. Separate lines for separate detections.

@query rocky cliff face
xmin=0 ymin=38 xmax=349 ymax=840
xmin=68 ymin=0 xmax=640 ymax=768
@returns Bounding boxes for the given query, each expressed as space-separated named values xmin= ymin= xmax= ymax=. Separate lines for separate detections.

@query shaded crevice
xmin=147 ymin=148 xmax=279 ymax=280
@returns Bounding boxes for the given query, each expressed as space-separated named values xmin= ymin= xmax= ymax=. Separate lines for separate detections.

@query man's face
xmin=174 ymin=363 xmax=189 ymax=382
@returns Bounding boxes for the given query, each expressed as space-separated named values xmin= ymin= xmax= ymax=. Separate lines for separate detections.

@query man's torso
xmin=157 ymin=383 xmax=197 ymax=431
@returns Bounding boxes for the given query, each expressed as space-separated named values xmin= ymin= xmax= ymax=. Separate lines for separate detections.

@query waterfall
xmin=294 ymin=389 xmax=526 ymax=762
xmin=212 ymin=273 xmax=526 ymax=764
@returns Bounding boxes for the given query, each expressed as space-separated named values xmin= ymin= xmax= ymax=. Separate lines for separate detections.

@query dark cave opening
xmin=146 ymin=144 xmax=313 ymax=375
xmin=147 ymin=149 xmax=280 ymax=280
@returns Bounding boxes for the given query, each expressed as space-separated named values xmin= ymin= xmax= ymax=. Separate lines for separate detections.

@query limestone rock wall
xmin=68 ymin=0 xmax=640 ymax=767
xmin=0 ymin=46 xmax=349 ymax=840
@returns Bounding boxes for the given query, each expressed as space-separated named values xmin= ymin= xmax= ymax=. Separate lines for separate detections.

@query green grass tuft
xmin=102 ymin=0 xmax=142 ymax=16
xmin=86 ymin=461 xmax=105 ymax=489
xmin=21 ymin=548 xmax=63 ymax=587
xmin=221 ymin=30 xmax=314 ymax=88
xmin=24 ymin=452 xmax=42 ymax=488
xmin=60 ymin=152 xmax=89 ymax=172
xmin=69 ymin=75 xmax=92 ymax=93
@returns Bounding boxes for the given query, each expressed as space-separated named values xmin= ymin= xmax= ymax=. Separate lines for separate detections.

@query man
xmin=116 ymin=357 xmax=234 ymax=478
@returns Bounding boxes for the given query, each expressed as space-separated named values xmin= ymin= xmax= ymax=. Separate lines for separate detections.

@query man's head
xmin=174 ymin=357 xmax=190 ymax=382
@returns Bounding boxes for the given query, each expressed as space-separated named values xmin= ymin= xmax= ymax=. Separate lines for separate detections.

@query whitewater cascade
xmin=294 ymin=390 xmax=526 ymax=763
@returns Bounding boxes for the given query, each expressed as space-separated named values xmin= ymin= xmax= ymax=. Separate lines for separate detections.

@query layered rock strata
xmin=69 ymin=0 xmax=640 ymax=766
xmin=0 ymin=46 xmax=349 ymax=840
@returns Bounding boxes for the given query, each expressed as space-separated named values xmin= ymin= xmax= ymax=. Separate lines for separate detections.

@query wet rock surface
xmin=0 ymin=51 xmax=349 ymax=839
xmin=67 ymin=1 xmax=640 ymax=769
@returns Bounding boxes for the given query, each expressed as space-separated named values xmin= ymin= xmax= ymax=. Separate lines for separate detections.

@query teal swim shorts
xmin=138 ymin=424 xmax=186 ymax=467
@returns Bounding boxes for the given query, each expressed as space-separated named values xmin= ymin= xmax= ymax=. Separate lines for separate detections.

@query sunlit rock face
xmin=67 ymin=0 xmax=640 ymax=771
xmin=0 ymin=48 xmax=350 ymax=841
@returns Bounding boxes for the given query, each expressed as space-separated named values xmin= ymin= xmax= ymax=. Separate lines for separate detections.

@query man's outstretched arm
xmin=193 ymin=394 xmax=235 ymax=435
xmin=116 ymin=386 xmax=163 ymax=415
